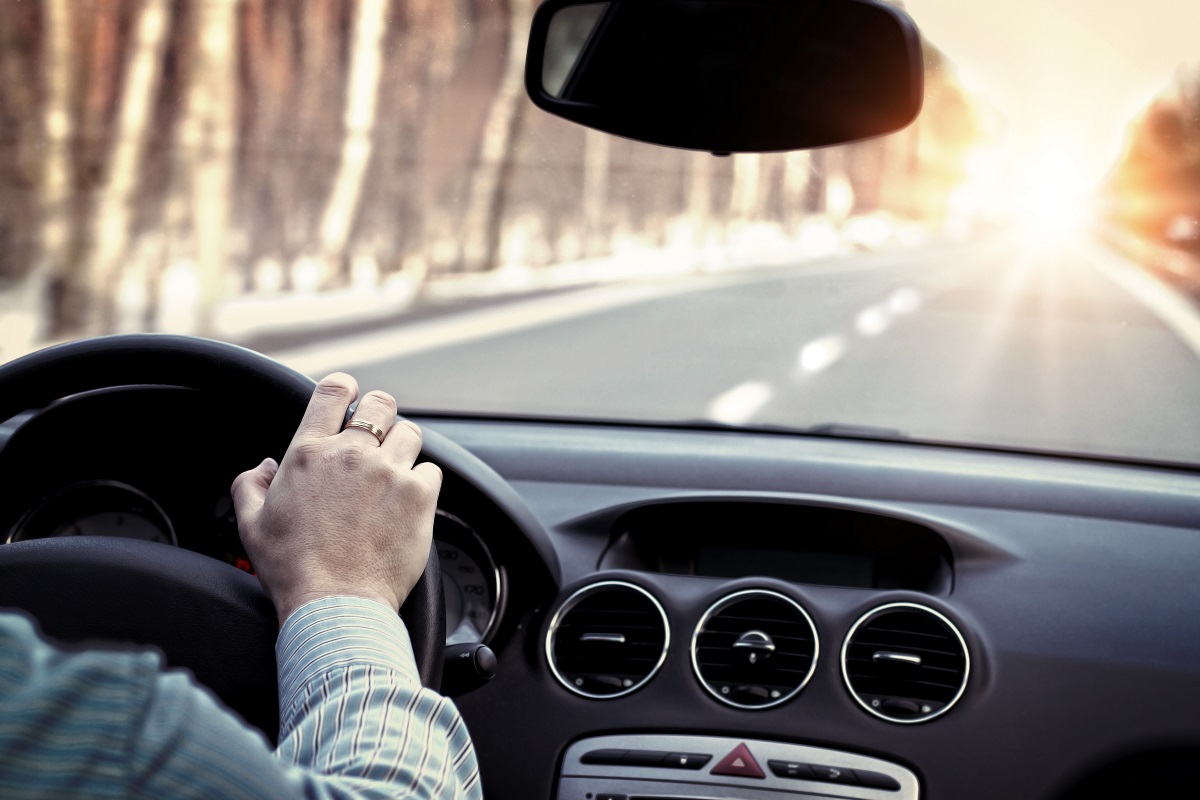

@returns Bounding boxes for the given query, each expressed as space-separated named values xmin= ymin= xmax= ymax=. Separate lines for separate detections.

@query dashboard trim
xmin=546 ymin=579 xmax=671 ymax=699
xmin=840 ymin=601 xmax=971 ymax=724
xmin=690 ymin=588 xmax=820 ymax=710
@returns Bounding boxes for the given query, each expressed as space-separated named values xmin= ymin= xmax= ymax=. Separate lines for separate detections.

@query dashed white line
xmin=888 ymin=287 xmax=922 ymax=314
xmin=854 ymin=304 xmax=892 ymax=336
xmin=706 ymin=381 xmax=774 ymax=425
xmin=797 ymin=335 xmax=847 ymax=373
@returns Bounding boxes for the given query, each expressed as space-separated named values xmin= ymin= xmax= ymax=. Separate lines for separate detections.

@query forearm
xmin=274 ymin=597 xmax=481 ymax=799
xmin=0 ymin=606 xmax=480 ymax=800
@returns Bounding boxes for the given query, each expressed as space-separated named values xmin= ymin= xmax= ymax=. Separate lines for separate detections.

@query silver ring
xmin=344 ymin=419 xmax=387 ymax=444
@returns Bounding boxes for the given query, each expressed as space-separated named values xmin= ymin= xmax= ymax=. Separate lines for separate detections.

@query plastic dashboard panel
xmin=417 ymin=417 xmax=1200 ymax=800
xmin=3 ymin=405 xmax=1199 ymax=799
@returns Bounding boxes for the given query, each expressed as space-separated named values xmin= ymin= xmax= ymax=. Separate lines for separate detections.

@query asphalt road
xmin=280 ymin=233 xmax=1200 ymax=466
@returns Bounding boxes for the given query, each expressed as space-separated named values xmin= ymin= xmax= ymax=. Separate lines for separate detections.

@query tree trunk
xmin=181 ymin=0 xmax=238 ymax=335
xmin=38 ymin=0 xmax=77 ymax=338
xmin=458 ymin=0 xmax=533 ymax=272
xmin=582 ymin=128 xmax=610 ymax=257
xmin=316 ymin=0 xmax=389 ymax=274
xmin=88 ymin=0 xmax=173 ymax=333
xmin=730 ymin=154 xmax=764 ymax=220
xmin=782 ymin=150 xmax=811 ymax=230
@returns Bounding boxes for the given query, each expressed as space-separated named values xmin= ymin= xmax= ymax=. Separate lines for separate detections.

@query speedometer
xmin=6 ymin=480 xmax=176 ymax=546
xmin=434 ymin=510 xmax=504 ymax=645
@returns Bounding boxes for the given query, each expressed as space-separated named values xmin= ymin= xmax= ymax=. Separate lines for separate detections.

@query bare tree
xmin=582 ymin=128 xmax=610 ymax=257
xmin=781 ymin=150 xmax=811 ymax=230
xmin=316 ymin=0 xmax=389 ymax=275
xmin=181 ymin=0 xmax=239 ymax=334
xmin=87 ymin=0 xmax=173 ymax=333
xmin=458 ymin=0 xmax=533 ymax=272
xmin=36 ymin=0 xmax=76 ymax=337
xmin=730 ymin=154 xmax=764 ymax=220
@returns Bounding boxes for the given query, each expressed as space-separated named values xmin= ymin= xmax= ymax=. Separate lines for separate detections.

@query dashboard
xmin=2 ymin=387 xmax=1200 ymax=799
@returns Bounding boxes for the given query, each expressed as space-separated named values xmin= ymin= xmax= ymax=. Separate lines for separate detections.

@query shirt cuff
xmin=276 ymin=596 xmax=421 ymax=714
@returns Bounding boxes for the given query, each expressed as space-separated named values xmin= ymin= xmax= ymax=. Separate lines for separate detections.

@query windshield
xmin=1 ymin=0 xmax=1199 ymax=466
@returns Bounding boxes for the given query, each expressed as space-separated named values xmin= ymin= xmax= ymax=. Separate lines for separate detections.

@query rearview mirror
xmin=525 ymin=0 xmax=924 ymax=153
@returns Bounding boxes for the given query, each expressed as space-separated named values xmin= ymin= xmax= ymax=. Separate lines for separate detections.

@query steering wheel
xmin=0 ymin=334 xmax=475 ymax=741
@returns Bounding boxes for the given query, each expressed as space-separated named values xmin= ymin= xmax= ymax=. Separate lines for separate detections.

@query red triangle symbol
xmin=710 ymin=742 xmax=765 ymax=779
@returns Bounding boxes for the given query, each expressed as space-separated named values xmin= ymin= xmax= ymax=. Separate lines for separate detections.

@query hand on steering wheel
xmin=232 ymin=373 xmax=442 ymax=625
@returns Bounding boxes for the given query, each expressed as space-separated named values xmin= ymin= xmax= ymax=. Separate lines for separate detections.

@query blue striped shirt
xmin=0 ymin=596 xmax=482 ymax=798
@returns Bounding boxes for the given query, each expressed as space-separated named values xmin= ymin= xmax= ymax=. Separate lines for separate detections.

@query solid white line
xmin=1086 ymin=241 xmax=1200 ymax=360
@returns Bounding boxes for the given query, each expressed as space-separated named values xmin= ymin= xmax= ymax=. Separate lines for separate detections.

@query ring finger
xmin=342 ymin=389 xmax=398 ymax=446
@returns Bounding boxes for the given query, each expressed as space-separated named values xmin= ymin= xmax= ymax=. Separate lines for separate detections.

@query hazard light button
xmin=709 ymin=742 xmax=765 ymax=779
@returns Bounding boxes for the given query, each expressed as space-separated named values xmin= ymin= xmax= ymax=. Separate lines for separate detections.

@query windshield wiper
xmin=687 ymin=419 xmax=908 ymax=441
xmin=801 ymin=422 xmax=908 ymax=439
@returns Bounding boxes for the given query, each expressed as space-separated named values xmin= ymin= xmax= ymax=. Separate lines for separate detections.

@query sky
xmin=902 ymin=0 xmax=1200 ymax=183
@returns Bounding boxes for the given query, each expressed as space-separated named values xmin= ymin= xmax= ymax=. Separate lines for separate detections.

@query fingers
xmin=382 ymin=416 xmax=424 ymax=465
xmin=231 ymin=457 xmax=279 ymax=522
xmin=296 ymin=373 xmax=359 ymax=439
xmin=410 ymin=460 xmax=444 ymax=495
xmin=343 ymin=390 xmax=398 ymax=446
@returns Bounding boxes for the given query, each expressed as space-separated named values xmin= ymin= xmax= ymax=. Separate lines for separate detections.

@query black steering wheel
xmin=0 ymin=335 xmax=470 ymax=741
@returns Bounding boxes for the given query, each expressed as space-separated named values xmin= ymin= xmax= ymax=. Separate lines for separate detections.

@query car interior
xmin=1 ymin=1 xmax=1199 ymax=799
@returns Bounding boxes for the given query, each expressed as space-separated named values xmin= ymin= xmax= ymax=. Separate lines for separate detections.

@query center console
xmin=558 ymin=734 xmax=918 ymax=799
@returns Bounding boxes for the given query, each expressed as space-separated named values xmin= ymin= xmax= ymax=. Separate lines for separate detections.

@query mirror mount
xmin=525 ymin=0 xmax=924 ymax=154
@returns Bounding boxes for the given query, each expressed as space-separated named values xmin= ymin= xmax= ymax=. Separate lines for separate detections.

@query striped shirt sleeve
xmin=274 ymin=597 xmax=482 ymax=799
xmin=0 ymin=600 xmax=482 ymax=799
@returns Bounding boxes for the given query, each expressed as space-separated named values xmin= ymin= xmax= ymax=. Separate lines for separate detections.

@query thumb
xmin=231 ymin=457 xmax=278 ymax=523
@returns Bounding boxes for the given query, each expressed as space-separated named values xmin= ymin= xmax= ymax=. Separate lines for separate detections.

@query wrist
xmin=274 ymin=589 xmax=399 ymax=627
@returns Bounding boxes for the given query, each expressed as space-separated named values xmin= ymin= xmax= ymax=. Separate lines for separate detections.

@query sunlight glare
xmin=1016 ymin=150 xmax=1090 ymax=239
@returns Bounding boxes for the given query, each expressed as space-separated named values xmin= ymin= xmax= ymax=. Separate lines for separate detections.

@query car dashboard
xmin=2 ymin=388 xmax=1199 ymax=799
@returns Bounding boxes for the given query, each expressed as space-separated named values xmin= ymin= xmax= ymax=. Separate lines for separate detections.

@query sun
xmin=1015 ymin=150 xmax=1092 ymax=239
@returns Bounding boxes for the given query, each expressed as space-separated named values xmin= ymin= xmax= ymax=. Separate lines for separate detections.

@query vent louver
xmin=841 ymin=602 xmax=970 ymax=723
xmin=547 ymin=581 xmax=669 ymax=698
xmin=691 ymin=590 xmax=819 ymax=709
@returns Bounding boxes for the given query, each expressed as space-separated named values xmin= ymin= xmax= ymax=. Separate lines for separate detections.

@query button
xmin=710 ymin=742 xmax=765 ymax=779
xmin=809 ymin=764 xmax=859 ymax=784
xmin=664 ymin=752 xmax=712 ymax=770
xmin=621 ymin=749 xmax=671 ymax=766
xmin=768 ymin=760 xmax=815 ymax=780
xmin=595 ymin=794 xmax=627 ymax=800
xmin=855 ymin=769 xmax=902 ymax=791
xmin=580 ymin=749 xmax=627 ymax=765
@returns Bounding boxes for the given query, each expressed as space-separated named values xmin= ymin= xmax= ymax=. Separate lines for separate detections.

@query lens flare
xmin=1016 ymin=151 xmax=1090 ymax=238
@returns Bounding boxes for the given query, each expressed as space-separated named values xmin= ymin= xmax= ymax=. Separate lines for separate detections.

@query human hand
xmin=231 ymin=373 xmax=442 ymax=625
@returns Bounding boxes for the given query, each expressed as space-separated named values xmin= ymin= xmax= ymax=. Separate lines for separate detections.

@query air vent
xmin=841 ymin=602 xmax=970 ymax=723
xmin=546 ymin=581 xmax=669 ymax=699
xmin=691 ymin=589 xmax=819 ymax=709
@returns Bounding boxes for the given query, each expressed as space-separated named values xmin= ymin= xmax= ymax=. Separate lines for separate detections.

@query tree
xmin=458 ymin=0 xmax=533 ymax=272
xmin=316 ymin=0 xmax=389 ymax=276
xmin=179 ymin=0 xmax=239 ymax=335
xmin=87 ymin=0 xmax=173 ymax=333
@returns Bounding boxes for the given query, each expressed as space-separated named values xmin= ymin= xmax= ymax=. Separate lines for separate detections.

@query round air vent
xmin=841 ymin=602 xmax=970 ymax=723
xmin=691 ymin=589 xmax=819 ymax=709
xmin=546 ymin=581 xmax=669 ymax=699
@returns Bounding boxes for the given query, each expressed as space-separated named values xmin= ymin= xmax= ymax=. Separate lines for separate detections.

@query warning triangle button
xmin=710 ymin=742 xmax=765 ymax=779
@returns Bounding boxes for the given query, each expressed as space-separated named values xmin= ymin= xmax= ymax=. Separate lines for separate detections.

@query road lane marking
xmin=1086 ymin=241 xmax=1200 ymax=360
xmin=888 ymin=287 xmax=921 ymax=314
xmin=854 ymin=304 xmax=892 ymax=336
xmin=797 ymin=335 xmax=847 ymax=373
xmin=706 ymin=381 xmax=774 ymax=425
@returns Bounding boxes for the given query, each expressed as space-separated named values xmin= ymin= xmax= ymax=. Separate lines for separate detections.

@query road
xmin=275 ymin=233 xmax=1200 ymax=465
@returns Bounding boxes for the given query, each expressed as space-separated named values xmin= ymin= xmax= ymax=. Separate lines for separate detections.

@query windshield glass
xmin=1 ymin=0 xmax=1199 ymax=466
